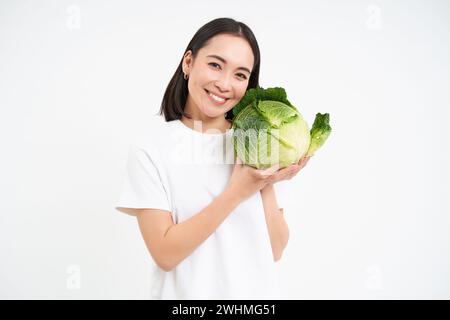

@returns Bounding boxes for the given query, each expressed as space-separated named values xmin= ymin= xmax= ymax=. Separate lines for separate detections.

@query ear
xmin=183 ymin=50 xmax=193 ymax=73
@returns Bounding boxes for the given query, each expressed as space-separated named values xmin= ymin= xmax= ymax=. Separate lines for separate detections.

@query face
xmin=182 ymin=34 xmax=254 ymax=119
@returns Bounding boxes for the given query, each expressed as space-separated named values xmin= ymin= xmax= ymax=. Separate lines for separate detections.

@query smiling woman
xmin=159 ymin=18 xmax=261 ymax=127
xmin=179 ymin=33 xmax=255 ymax=123
xmin=115 ymin=18 xmax=287 ymax=300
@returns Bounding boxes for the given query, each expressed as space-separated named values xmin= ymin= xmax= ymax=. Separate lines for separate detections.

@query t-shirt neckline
xmin=175 ymin=119 xmax=233 ymax=137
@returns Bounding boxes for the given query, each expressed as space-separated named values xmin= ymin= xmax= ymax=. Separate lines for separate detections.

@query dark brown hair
xmin=158 ymin=18 xmax=261 ymax=122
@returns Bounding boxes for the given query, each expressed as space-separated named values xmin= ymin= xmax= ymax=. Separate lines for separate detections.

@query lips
xmin=205 ymin=89 xmax=229 ymax=100
xmin=205 ymin=89 xmax=230 ymax=106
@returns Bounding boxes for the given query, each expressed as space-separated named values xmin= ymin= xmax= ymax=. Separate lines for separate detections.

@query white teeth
xmin=208 ymin=92 xmax=225 ymax=102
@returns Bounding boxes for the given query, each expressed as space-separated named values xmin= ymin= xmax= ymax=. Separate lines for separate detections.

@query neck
xmin=181 ymin=98 xmax=231 ymax=134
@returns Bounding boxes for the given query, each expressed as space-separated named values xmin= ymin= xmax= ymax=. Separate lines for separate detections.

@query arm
xmin=260 ymin=183 xmax=290 ymax=262
xmin=134 ymin=188 xmax=240 ymax=272
xmin=259 ymin=156 xmax=312 ymax=261
xmin=133 ymin=157 xmax=282 ymax=272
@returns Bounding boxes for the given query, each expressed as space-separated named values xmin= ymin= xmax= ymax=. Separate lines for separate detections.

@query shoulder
xmin=132 ymin=117 xmax=180 ymax=154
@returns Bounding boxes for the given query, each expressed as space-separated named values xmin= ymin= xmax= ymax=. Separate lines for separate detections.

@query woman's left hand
xmin=264 ymin=156 xmax=312 ymax=186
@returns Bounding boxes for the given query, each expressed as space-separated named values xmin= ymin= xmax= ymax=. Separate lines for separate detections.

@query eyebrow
xmin=206 ymin=54 xmax=252 ymax=74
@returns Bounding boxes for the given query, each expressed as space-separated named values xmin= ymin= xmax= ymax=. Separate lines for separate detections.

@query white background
xmin=1 ymin=0 xmax=449 ymax=299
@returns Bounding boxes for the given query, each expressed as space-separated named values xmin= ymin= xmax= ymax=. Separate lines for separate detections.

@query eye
xmin=236 ymin=73 xmax=248 ymax=80
xmin=208 ymin=62 xmax=221 ymax=69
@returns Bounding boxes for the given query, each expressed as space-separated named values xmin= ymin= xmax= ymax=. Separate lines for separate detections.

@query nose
xmin=214 ymin=73 xmax=232 ymax=93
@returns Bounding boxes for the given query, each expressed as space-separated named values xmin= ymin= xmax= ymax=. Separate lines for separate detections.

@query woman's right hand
xmin=225 ymin=157 xmax=280 ymax=203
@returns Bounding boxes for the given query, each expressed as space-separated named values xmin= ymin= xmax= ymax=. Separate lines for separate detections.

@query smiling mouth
xmin=205 ymin=89 xmax=230 ymax=104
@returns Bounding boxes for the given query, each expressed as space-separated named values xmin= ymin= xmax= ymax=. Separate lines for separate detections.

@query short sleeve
xmin=115 ymin=144 xmax=171 ymax=216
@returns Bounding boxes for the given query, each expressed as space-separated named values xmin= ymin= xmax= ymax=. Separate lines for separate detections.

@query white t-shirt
xmin=115 ymin=118 xmax=282 ymax=300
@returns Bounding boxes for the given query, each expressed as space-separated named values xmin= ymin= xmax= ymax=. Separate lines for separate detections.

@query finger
xmin=259 ymin=163 xmax=280 ymax=177
xmin=258 ymin=165 xmax=279 ymax=178
xmin=298 ymin=156 xmax=310 ymax=166
xmin=291 ymin=169 xmax=301 ymax=179
xmin=274 ymin=167 xmax=290 ymax=180
xmin=300 ymin=156 xmax=311 ymax=168
xmin=287 ymin=168 xmax=300 ymax=180
xmin=269 ymin=171 xmax=282 ymax=182
xmin=266 ymin=175 xmax=276 ymax=184
xmin=284 ymin=173 xmax=293 ymax=180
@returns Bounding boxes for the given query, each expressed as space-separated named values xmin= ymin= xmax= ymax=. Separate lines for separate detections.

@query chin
xmin=201 ymin=105 xmax=228 ymax=118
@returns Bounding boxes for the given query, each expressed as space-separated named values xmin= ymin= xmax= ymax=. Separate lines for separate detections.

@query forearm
xmin=161 ymin=188 xmax=240 ymax=271
xmin=260 ymin=184 xmax=290 ymax=261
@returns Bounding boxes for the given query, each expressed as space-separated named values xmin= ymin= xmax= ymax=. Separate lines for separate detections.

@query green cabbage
xmin=231 ymin=87 xmax=331 ymax=169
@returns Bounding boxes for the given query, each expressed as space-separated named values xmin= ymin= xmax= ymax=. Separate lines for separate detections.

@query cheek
xmin=226 ymin=85 xmax=247 ymax=111
xmin=234 ymin=85 xmax=248 ymax=101
xmin=200 ymin=68 xmax=219 ymax=82
xmin=190 ymin=67 xmax=212 ymax=86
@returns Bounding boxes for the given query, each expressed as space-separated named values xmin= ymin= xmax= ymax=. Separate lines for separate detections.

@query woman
xmin=115 ymin=17 xmax=310 ymax=300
